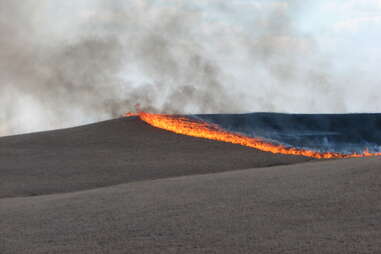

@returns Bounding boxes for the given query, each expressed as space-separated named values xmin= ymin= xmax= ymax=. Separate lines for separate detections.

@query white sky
xmin=2 ymin=0 xmax=381 ymax=136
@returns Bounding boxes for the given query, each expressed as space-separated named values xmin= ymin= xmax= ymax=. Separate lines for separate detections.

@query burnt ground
xmin=1 ymin=117 xmax=380 ymax=253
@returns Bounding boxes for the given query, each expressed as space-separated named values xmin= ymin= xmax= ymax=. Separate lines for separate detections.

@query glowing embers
xmin=125 ymin=112 xmax=381 ymax=159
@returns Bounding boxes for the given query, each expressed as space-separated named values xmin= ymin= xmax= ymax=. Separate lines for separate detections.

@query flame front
xmin=125 ymin=112 xmax=381 ymax=159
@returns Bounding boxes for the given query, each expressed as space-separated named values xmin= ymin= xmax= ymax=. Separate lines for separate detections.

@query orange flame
xmin=125 ymin=112 xmax=381 ymax=159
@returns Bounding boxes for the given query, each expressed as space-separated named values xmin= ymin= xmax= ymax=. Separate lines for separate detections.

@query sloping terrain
xmin=0 ymin=117 xmax=310 ymax=198
xmin=1 ymin=117 xmax=380 ymax=253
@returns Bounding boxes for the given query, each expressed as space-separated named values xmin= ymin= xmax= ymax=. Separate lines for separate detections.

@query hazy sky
xmin=39 ymin=0 xmax=381 ymax=84
xmin=42 ymin=0 xmax=381 ymax=54
xmin=1 ymin=0 xmax=381 ymax=136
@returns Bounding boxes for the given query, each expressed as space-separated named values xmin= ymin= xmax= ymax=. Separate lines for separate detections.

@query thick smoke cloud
xmin=0 ymin=0 xmax=374 ymax=136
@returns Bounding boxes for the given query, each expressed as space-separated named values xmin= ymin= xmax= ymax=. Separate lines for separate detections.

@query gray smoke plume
xmin=0 ymin=0 xmax=374 ymax=136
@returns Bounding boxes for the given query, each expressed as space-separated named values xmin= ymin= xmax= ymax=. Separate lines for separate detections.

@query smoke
xmin=0 ymin=0 xmax=376 ymax=136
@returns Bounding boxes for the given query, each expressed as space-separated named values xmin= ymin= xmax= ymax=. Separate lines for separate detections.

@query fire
xmin=125 ymin=112 xmax=381 ymax=159
xmin=124 ymin=112 xmax=140 ymax=117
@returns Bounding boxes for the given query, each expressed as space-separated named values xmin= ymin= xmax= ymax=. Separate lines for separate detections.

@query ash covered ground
xmin=194 ymin=113 xmax=381 ymax=154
